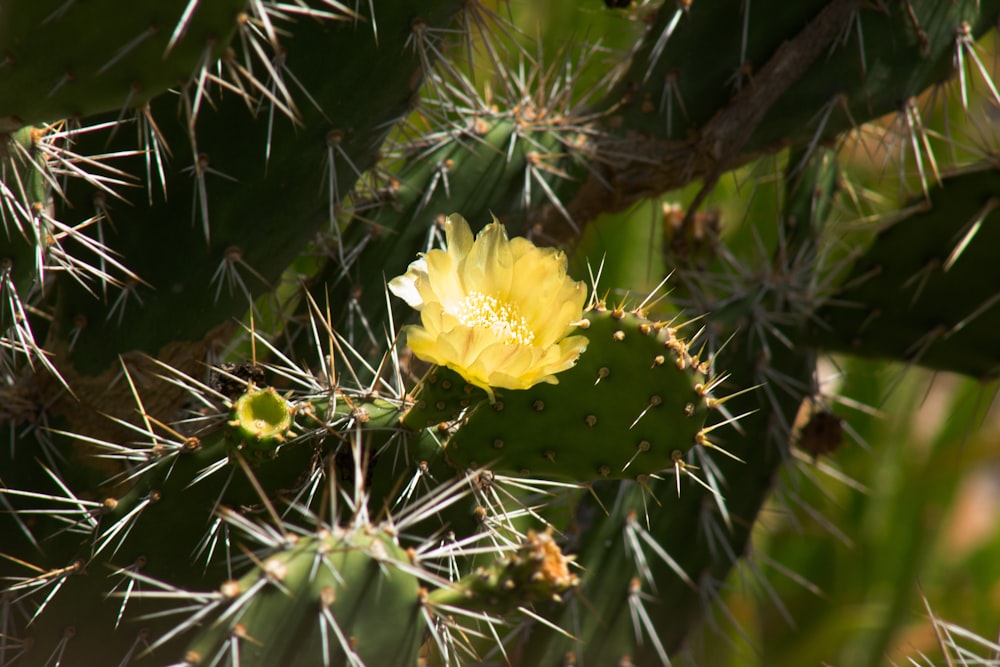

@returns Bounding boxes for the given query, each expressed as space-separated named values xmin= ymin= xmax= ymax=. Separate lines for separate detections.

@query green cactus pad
xmin=48 ymin=3 xmax=462 ymax=378
xmin=809 ymin=165 xmax=1000 ymax=380
xmin=0 ymin=0 xmax=246 ymax=129
xmin=184 ymin=527 xmax=425 ymax=667
xmin=445 ymin=305 xmax=716 ymax=481
xmin=606 ymin=1 xmax=1000 ymax=149
xmin=402 ymin=365 xmax=489 ymax=429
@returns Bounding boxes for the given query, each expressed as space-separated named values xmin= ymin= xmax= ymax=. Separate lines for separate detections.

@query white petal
xmin=388 ymin=257 xmax=428 ymax=309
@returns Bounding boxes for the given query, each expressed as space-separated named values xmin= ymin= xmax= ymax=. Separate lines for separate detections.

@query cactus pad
xmin=444 ymin=305 xmax=717 ymax=482
xmin=810 ymin=165 xmax=1000 ymax=379
xmin=0 ymin=0 xmax=246 ymax=129
xmin=184 ymin=527 xmax=425 ymax=667
xmin=402 ymin=366 xmax=489 ymax=429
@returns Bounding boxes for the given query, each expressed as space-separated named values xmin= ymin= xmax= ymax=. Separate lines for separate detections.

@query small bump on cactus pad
xmin=445 ymin=305 xmax=719 ymax=481
xmin=227 ymin=387 xmax=293 ymax=452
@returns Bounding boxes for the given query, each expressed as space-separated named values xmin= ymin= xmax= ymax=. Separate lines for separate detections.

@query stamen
xmin=454 ymin=291 xmax=535 ymax=345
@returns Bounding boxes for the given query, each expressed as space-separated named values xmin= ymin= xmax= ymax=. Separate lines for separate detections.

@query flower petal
xmin=463 ymin=217 xmax=513 ymax=297
xmin=388 ymin=257 xmax=428 ymax=309
xmin=422 ymin=248 xmax=464 ymax=308
xmin=444 ymin=214 xmax=474 ymax=265
xmin=509 ymin=243 xmax=585 ymax=345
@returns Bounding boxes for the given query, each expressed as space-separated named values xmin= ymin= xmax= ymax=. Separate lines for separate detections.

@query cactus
xmin=443 ymin=304 xmax=719 ymax=482
xmin=806 ymin=165 xmax=1000 ymax=379
xmin=182 ymin=526 xmax=427 ymax=667
xmin=2 ymin=1 xmax=1000 ymax=666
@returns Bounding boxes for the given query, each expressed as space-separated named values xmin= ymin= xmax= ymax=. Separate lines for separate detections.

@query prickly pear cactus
xmin=2 ymin=1 xmax=999 ymax=666
xmin=183 ymin=526 xmax=427 ymax=667
xmin=444 ymin=304 xmax=719 ymax=482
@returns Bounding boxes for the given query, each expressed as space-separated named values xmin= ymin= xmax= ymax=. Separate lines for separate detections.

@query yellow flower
xmin=389 ymin=214 xmax=588 ymax=400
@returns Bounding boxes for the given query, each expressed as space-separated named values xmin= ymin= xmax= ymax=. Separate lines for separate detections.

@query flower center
xmin=454 ymin=291 xmax=535 ymax=345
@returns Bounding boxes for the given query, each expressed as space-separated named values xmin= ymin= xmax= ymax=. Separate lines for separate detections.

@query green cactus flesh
xmin=0 ymin=0 xmax=247 ymax=129
xmin=607 ymin=0 xmax=1000 ymax=147
xmin=809 ymin=164 xmax=1000 ymax=380
xmin=183 ymin=527 xmax=425 ymax=667
xmin=1 ymin=380 xmax=411 ymax=661
xmin=567 ymin=0 xmax=1000 ymax=227
xmin=443 ymin=305 xmax=718 ymax=482
xmin=402 ymin=366 xmax=488 ymax=429
xmin=36 ymin=2 xmax=462 ymax=378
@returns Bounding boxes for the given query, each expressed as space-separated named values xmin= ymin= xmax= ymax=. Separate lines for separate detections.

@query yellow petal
xmin=463 ymin=217 xmax=513 ymax=297
xmin=422 ymin=248 xmax=464 ymax=307
xmin=390 ymin=213 xmax=589 ymax=396
xmin=444 ymin=214 xmax=474 ymax=265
